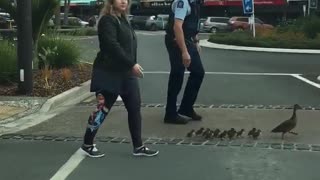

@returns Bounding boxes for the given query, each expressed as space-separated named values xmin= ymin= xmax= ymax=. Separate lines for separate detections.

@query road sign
xmin=310 ymin=0 xmax=318 ymax=9
xmin=242 ymin=0 xmax=254 ymax=14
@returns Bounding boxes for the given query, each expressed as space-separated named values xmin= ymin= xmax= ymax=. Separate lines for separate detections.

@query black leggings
xmin=83 ymin=78 xmax=143 ymax=148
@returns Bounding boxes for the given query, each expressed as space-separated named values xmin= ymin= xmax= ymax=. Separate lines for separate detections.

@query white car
xmin=60 ymin=17 xmax=89 ymax=27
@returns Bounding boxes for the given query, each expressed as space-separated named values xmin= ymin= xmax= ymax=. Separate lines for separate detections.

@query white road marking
xmin=50 ymin=148 xmax=86 ymax=180
xmin=200 ymin=39 xmax=320 ymax=54
xmin=291 ymin=74 xmax=320 ymax=89
xmin=142 ymin=71 xmax=301 ymax=76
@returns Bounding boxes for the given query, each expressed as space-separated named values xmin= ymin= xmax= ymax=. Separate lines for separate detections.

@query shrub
xmin=38 ymin=37 xmax=80 ymax=69
xmin=0 ymin=40 xmax=17 ymax=83
xmin=302 ymin=16 xmax=320 ymax=39
xmin=209 ymin=31 xmax=320 ymax=49
xmin=72 ymin=28 xmax=98 ymax=36
xmin=276 ymin=16 xmax=320 ymax=39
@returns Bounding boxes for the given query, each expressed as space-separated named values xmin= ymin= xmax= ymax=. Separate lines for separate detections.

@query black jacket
xmin=90 ymin=15 xmax=138 ymax=93
xmin=94 ymin=15 xmax=137 ymax=72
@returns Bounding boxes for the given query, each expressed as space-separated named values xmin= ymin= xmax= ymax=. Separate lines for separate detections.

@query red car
xmin=228 ymin=16 xmax=274 ymax=31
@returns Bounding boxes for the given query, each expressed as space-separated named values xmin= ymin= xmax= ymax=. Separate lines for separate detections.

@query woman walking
xmin=81 ymin=0 xmax=159 ymax=158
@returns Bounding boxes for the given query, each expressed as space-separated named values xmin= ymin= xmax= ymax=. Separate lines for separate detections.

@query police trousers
xmin=164 ymin=34 xmax=205 ymax=118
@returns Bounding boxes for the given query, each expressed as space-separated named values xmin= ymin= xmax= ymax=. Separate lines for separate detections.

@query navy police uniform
xmin=164 ymin=0 xmax=205 ymax=123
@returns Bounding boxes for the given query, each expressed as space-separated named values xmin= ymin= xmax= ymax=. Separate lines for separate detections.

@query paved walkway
xmin=15 ymin=104 xmax=320 ymax=145
xmin=0 ymin=105 xmax=26 ymax=121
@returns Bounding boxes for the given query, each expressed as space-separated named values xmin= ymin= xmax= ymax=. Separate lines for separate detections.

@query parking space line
xmin=291 ymin=74 xmax=320 ymax=89
xmin=50 ymin=148 xmax=86 ymax=180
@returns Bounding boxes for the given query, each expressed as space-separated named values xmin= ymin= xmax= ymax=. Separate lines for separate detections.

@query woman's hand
xmin=132 ymin=64 xmax=144 ymax=78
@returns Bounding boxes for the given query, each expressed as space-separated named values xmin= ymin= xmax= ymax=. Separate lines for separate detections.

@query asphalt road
xmin=76 ymin=31 xmax=320 ymax=107
xmin=1 ymin=139 xmax=320 ymax=180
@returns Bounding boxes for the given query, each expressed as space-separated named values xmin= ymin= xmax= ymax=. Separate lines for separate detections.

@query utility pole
xmin=17 ymin=0 xmax=33 ymax=95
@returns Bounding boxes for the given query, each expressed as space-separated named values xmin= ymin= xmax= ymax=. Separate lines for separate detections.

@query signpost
xmin=308 ymin=0 xmax=318 ymax=15
xmin=310 ymin=0 xmax=318 ymax=9
xmin=242 ymin=0 xmax=255 ymax=37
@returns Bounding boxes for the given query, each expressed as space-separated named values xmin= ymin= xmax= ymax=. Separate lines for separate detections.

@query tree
xmin=54 ymin=4 xmax=61 ymax=28
xmin=0 ymin=0 xmax=60 ymax=68
xmin=0 ymin=0 xmax=59 ymax=43
xmin=63 ymin=0 xmax=70 ymax=25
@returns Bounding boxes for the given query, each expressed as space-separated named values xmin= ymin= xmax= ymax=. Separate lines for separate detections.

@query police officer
xmin=164 ymin=0 xmax=205 ymax=124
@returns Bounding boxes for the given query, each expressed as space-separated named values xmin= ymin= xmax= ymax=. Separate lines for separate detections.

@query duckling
xmin=236 ymin=129 xmax=245 ymax=138
xmin=252 ymin=129 xmax=262 ymax=139
xmin=227 ymin=128 xmax=237 ymax=140
xmin=186 ymin=129 xmax=196 ymax=138
xmin=248 ymin=128 xmax=256 ymax=137
xmin=205 ymin=131 xmax=213 ymax=139
xmin=195 ymin=127 xmax=205 ymax=136
xmin=202 ymin=128 xmax=211 ymax=137
xmin=271 ymin=104 xmax=302 ymax=140
xmin=218 ymin=130 xmax=228 ymax=140
xmin=213 ymin=129 xmax=221 ymax=138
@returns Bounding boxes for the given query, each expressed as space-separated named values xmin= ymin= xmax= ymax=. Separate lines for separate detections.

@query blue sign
xmin=242 ymin=0 xmax=253 ymax=14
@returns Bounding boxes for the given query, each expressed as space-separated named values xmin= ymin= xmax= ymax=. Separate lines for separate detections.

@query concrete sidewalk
xmin=17 ymin=105 xmax=320 ymax=145
xmin=0 ymin=105 xmax=27 ymax=121
xmin=0 ymin=97 xmax=46 ymax=124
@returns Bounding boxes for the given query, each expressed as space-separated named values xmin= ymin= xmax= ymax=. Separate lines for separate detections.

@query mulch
xmin=0 ymin=63 xmax=92 ymax=97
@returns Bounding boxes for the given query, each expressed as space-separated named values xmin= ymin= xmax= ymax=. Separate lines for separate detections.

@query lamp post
xmin=17 ymin=0 xmax=33 ymax=95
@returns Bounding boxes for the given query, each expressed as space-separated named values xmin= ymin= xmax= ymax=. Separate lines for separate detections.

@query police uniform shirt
xmin=171 ymin=0 xmax=200 ymax=31
xmin=171 ymin=0 xmax=195 ymax=20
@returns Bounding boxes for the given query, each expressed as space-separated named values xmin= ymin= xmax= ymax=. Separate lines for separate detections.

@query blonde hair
xmin=100 ymin=0 xmax=131 ymax=17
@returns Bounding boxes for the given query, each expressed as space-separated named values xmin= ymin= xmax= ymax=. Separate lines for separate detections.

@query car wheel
xmin=150 ymin=24 xmax=157 ymax=31
xmin=210 ymin=27 xmax=218 ymax=34
xmin=132 ymin=24 xmax=138 ymax=29
xmin=235 ymin=28 xmax=244 ymax=32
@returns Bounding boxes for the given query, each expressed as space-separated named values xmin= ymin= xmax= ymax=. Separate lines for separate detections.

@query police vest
xmin=165 ymin=0 xmax=200 ymax=39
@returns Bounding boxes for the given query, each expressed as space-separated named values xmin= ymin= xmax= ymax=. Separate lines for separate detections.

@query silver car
xmin=145 ymin=14 xmax=169 ymax=31
xmin=203 ymin=17 xmax=231 ymax=33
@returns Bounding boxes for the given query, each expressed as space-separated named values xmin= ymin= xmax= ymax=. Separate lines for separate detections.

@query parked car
xmin=0 ymin=16 xmax=10 ymax=29
xmin=127 ymin=15 xmax=133 ymax=21
xmin=130 ymin=15 xmax=150 ymax=30
xmin=60 ymin=17 xmax=89 ymax=28
xmin=145 ymin=14 xmax=169 ymax=31
xmin=0 ymin=13 xmax=15 ymax=29
xmin=202 ymin=16 xmax=231 ymax=33
xmin=199 ymin=18 xmax=206 ymax=32
xmin=228 ymin=16 xmax=274 ymax=31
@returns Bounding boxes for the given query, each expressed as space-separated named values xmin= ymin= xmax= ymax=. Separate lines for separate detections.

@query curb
xmin=39 ymin=80 xmax=92 ymax=113
xmin=0 ymin=80 xmax=92 ymax=135
xmin=39 ymin=79 xmax=122 ymax=113
xmin=0 ymin=79 xmax=124 ymax=135
xmin=199 ymin=39 xmax=320 ymax=54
